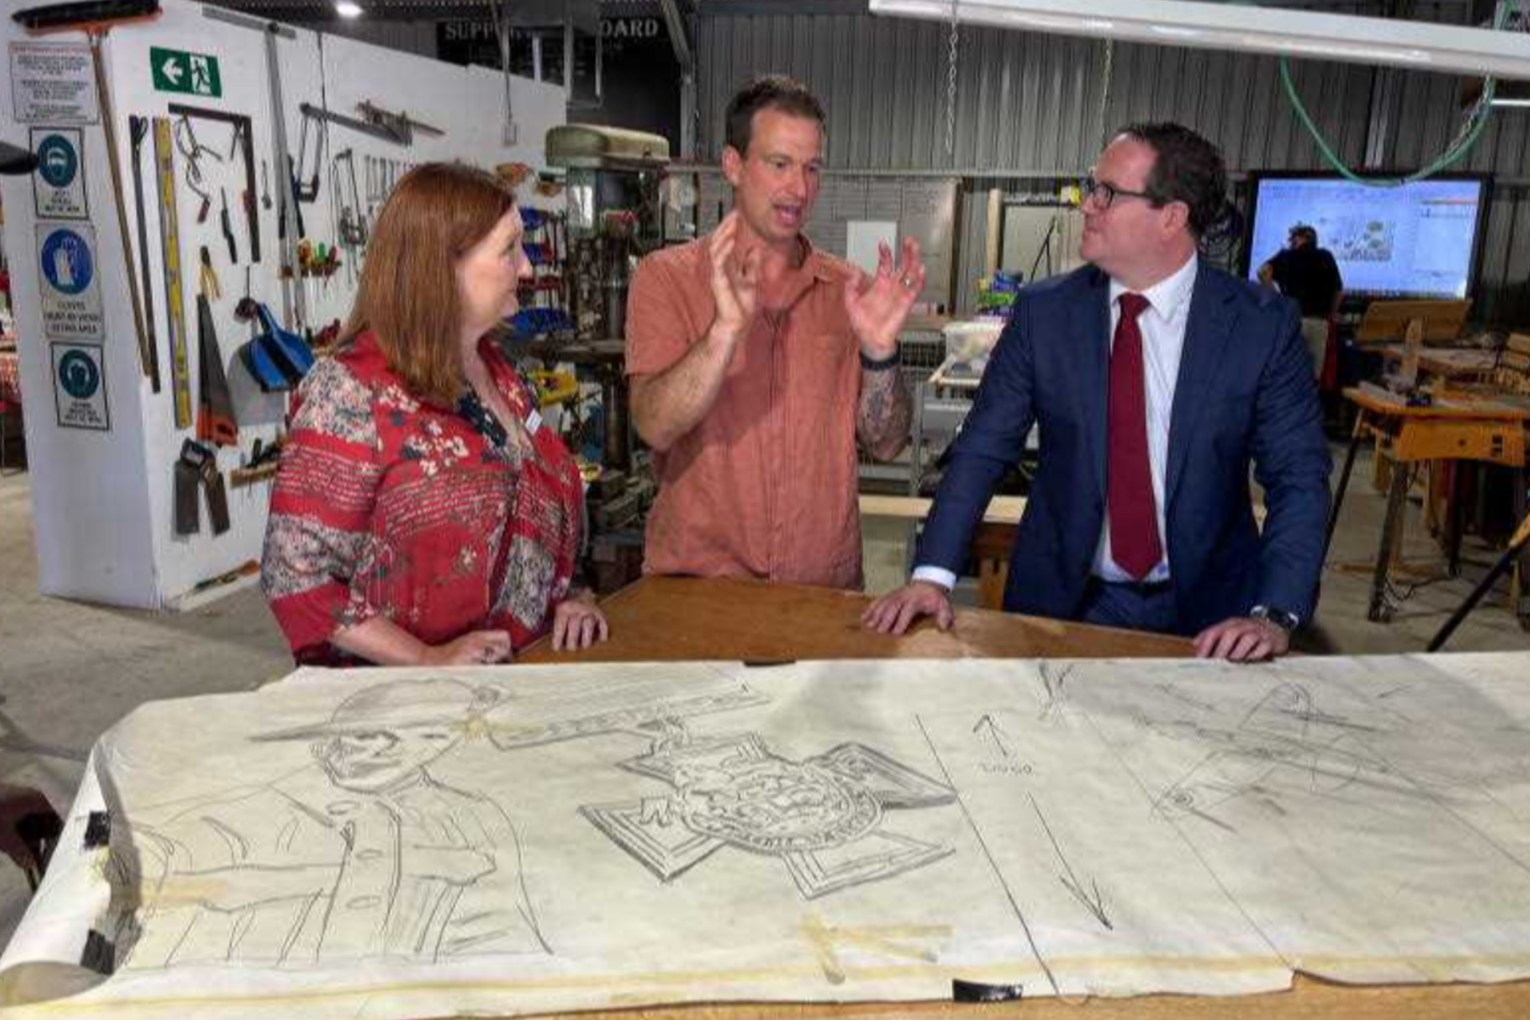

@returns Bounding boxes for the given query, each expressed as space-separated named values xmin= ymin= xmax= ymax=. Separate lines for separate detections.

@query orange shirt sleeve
xmin=625 ymin=250 xmax=700 ymax=378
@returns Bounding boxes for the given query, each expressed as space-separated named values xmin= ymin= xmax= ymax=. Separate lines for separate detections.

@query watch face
xmin=1256 ymin=607 xmax=1297 ymax=631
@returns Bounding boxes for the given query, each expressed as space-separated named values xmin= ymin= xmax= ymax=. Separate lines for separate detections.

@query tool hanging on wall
xmin=14 ymin=0 xmax=161 ymax=386
xmin=236 ymin=300 xmax=314 ymax=392
xmin=197 ymin=245 xmax=220 ymax=301
xmin=260 ymin=159 xmax=273 ymax=210
xmin=282 ymin=157 xmax=309 ymax=241
xmin=172 ymin=115 xmax=218 ymax=224
xmin=299 ymin=102 xmax=410 ymax=147
xmin=195 ymin=294 xmax=237 ymax=448
xmin=292 ymin=114 xmax=322 ymax=203
xmin=219 ymin=189 xmax=238 ymax=264
xmin=174 ymin=438 xmax=229 ymax=536
xmin=332 ymin=147 xmax=366 ymax=289
xmin=168 ymin=103 xmax=260 ymax=264
xmin=127 ymin=115 xmax=162 ymax=393
xmin=355 ymin=100 xmax=444 ymax=145
xmin=152 ymin=117 xmax=194 ymax=430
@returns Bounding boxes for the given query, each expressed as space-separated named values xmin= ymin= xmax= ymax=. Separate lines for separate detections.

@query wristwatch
xmin=1250 ymin=605 xmax=1300 ymax=632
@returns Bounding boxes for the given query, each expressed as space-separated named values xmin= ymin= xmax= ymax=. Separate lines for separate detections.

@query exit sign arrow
xmin=151 ymin=47 xmax=222 ymax=97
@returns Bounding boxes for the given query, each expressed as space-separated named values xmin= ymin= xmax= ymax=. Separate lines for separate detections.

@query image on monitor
xmin=1242 ymin=173 xmax=1491 ymax=302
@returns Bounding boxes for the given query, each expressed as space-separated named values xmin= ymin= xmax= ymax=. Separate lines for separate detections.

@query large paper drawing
xmin=582 ymin=734 xmax=956 ymax=899
xmin=125 ymin=678 xmax=549 ymax=969
xmin=4 ymin=653 xmax=1530 ymax=1020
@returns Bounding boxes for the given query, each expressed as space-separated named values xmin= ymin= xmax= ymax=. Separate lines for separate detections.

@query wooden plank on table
xmin=859 ymin=493 xmax=1026 ymax=525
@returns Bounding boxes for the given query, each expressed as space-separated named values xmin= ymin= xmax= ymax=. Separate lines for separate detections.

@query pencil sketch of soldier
xmin=122 ymin=678 xmax=549 ymax=969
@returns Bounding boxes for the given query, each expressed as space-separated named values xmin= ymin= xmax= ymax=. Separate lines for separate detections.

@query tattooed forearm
xmin=856 ymin=366 xmax=912 ymax=461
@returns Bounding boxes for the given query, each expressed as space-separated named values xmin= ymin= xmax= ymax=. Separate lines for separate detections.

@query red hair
xmin=341 ymin=162 xmax=516 ymax=405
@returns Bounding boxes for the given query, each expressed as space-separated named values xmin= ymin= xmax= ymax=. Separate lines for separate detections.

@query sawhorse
xmin=1326 ymin=386 xmax=1528 ymax=623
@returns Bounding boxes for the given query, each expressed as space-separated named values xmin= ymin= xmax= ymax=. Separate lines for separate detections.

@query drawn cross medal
xmin=582 ymin=734 xmax=957 ymax=899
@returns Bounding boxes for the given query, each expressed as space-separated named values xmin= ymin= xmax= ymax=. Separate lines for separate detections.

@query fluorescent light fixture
xmin=1491 ymin=97 xmax=1530 ymax=107
xmin=868 ymin=0 xmax=1530 ymax=81
xmin=334 ymin=0 xmax=363 ymax=17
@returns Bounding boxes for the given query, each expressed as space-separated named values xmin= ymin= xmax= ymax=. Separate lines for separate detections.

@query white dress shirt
xmin=912 ymin=254 xmax=1199 ymax=592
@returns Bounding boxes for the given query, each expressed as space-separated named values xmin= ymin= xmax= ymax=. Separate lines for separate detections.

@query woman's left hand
xmin=551 ymin=590 xmax=610 ymax=651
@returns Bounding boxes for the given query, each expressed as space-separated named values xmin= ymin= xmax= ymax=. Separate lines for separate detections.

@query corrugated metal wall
xmin=696 ymin=11 xmax=1373 ymax=173
xmin=695 ymin=6 xmax=1529 ymax=326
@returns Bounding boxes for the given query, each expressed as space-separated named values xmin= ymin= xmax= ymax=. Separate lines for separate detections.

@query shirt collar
xmin=798 ymin=234 xmax=837 ymax=283
xmin=1108 ymin=252 xmax=1198 ymax=319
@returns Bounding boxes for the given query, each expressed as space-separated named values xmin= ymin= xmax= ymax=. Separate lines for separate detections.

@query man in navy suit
xmin=864 ymin=123 xmax=1329 ymax=661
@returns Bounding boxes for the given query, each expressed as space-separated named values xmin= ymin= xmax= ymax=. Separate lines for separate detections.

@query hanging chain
xmin=1096 ymin=38 xmax=1114 ymax=155
xmin=945 ymin=1 xmax=959 ymax=160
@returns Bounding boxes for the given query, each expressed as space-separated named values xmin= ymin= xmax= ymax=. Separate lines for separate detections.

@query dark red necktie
xmin=1107 ymin=292 xmax=1162 ymax=579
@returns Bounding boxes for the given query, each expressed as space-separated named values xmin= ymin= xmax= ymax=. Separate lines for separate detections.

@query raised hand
xmin=843 ymin=237 xmax=925 ymax=360
xmin=708 ymin=211 xmax=762 ymax=336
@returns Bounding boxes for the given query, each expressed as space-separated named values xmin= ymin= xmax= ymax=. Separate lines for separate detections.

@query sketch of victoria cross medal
xmin=582 ymin=734 xmax=957 ymax=899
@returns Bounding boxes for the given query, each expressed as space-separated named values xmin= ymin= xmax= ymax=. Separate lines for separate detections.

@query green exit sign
xmin=151 ymin=47 xmax=222 ymax=97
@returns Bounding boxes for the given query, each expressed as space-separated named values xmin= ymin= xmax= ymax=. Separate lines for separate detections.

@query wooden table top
xmin=516 ymin=575 xmax=1530 ymax=1018
xmin=1378 ymin=343 xmax=1501 ymax=378
xmin=1343 ymin=385 xmax=1530 ymax=421
xmin=519 ymin=575 xmax=1192 ymax=664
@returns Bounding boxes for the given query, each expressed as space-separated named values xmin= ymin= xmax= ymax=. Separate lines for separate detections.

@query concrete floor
xmin=2 ymin=448 xmax=1529 ymax=948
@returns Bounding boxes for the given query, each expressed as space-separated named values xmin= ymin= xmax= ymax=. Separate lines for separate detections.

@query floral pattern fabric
xmin=261 ymin=332 xmax=584 ymax=665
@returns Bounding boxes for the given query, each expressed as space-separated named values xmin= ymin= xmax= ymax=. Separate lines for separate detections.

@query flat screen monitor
xmin=1242 ymin=172 xmax=1491 ymax=302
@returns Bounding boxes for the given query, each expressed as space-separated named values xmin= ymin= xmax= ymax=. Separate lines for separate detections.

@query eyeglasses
xmin=1079 ymin=176 xmax=1157 ymax=210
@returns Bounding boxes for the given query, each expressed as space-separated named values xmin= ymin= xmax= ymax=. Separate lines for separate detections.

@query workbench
xmin=1328 ymin=386 xmax=1529 ymax=623
xmin=1378 ymin=343 xmax=1502 ymax=384
xmin=519 ymin=575 xmax=1530 ymax=1019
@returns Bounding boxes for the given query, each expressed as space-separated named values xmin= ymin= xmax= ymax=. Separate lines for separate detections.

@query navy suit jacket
xmin=919 ymin=263 xmax=1331 ymax=635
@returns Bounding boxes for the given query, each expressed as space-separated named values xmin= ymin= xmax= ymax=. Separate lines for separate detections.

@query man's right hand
xmin=861 ymin=581 xmax=955 ymax=635
xmin=422 ymin=630 xmax=513 ymax=666
xmin=708 ymin=211 xmax=760 ymax=337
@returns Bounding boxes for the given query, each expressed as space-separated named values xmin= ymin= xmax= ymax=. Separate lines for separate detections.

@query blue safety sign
xmin=50 ymin=342 xmax=110 ymax=431
xmin=40 ymin=227 xmax=92 ymax=296
xmin=35 ymin=133 xmax=77 ymax=188
xmin=57 ymin=349 xmax=100 ymax=399
xmin=35 ymin=222 xmax=103 ymax=339
xmin=30 ymin=127 xmax=88 ymax=219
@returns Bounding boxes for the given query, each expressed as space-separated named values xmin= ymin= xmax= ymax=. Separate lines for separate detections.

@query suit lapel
xmin=1167 ymin=268 xmax=1237 ymax=506
xmin=1077 ymin=268 xmax=1112 ymax=502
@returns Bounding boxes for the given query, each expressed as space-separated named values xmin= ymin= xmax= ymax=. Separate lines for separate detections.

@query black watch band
xmin=860 ymin=349 xmax=901 ymax=371
xmin=1250 ymin=605 xmax=1300 ymax=632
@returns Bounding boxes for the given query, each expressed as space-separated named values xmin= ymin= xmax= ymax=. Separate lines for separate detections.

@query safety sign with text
xmin=36 ymin=223 xmax=104 ymax=340
xmin=8 ymin=42 xmax=98 ymax=124
xmin=30 ymin=127 xmax=88 ymax=219
xmin=51 ymin=343 xmax=111 ymax=431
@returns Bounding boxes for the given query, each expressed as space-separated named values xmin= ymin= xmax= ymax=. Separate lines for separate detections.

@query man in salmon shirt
xmin=624 ymin=76 xmax=922 ymax=590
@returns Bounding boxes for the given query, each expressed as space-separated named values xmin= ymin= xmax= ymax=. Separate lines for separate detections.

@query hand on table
xmin=552 ymin=590 xmax=610 ymax=651
xmin=1193 ymin=617 xmax=1290 ymax=662
xmin=861 ymin=580 xmax=954 ymax=636
xmin=422 ymin=630 xmax=513 ymax=666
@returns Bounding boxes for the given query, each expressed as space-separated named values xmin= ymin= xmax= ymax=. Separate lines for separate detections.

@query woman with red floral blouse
xmin=261 ymin=163 xmax=608 ymax=666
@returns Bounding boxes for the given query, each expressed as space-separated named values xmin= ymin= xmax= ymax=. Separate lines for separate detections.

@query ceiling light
xmin=869 ymin=0 xmax=1530 ymax=81
xmin=334 ymin=0 xmax=363 ymax=17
